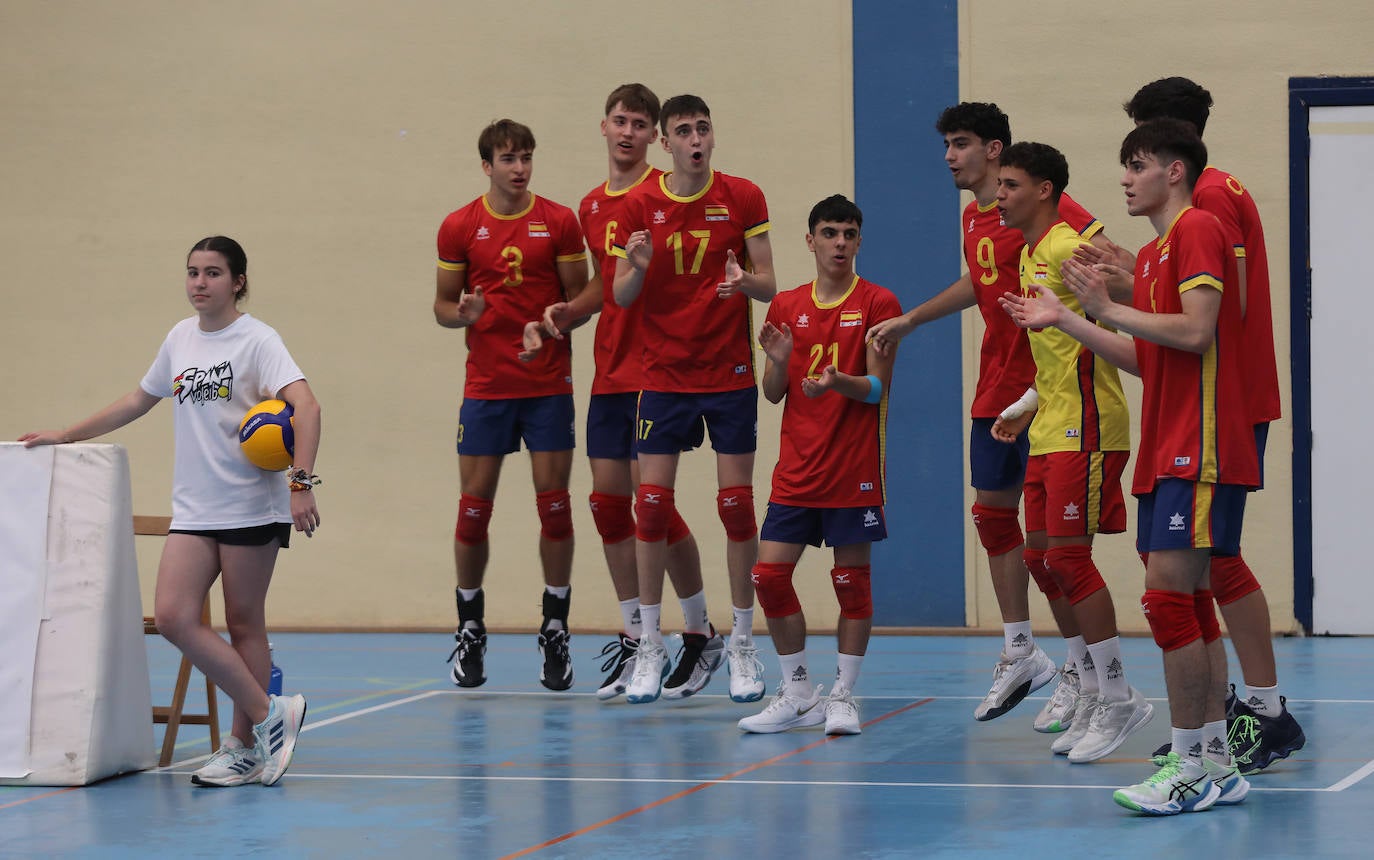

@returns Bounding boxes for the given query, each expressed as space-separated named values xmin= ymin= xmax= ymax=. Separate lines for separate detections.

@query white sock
xmin=778 ymin=650 xmax=810 ymax=697
xmin=1173 ymin=727 xmax=1205 ymax=764
xmin=640 ymin=604 xmax=663 ymax=645
xmin=679 ymin=589 xmax=710 ymax=635
xmin=834 ymin=653 xmax=864 ymax=696
xmin=731 ymin=606 xmax=754 ymax=644
xmin=545 ymin=585 xmax=570 ymax=599
xmin=1202 ymin=719 xmax=1230 ymax=764
xmin=1070 ymin=636 xmax=1098 ymax=695
xmin=458 ymin=587 xmax=480 ymax=602
xmin=1004 ymin=620 xmax=1034 ymax=658
xmin=1243 ymin=683 xmax=1282 ymax=717
xmin=619 ymin=598 xmax=642 ymax=639
xmin=1087 ymin=637 xmax=1129 ymax=703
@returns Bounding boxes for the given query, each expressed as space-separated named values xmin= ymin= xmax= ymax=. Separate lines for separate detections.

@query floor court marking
xmin=498 ymin=698 xmax=936 ymax=860
xmin=0 ymin=786 xmax=82 ymax=812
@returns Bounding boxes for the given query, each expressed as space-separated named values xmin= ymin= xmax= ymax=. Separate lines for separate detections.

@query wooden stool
xmin=135 ymin=515 xmax=221 ymax=766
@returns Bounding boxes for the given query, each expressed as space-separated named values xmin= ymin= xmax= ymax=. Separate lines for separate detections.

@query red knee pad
xmin=635 ymin=484 xmax=675 ymax=542
xmin=751 ymin=562 xmax=801 ymax=618
xmin=831 ymin=565 xmax=874 ymax=620
xmin=1024 ymin=548 xmax=1062 ymax=600
xmin=666 ymin=507 xmax=692 ymax=546
xmin=1193 ymin=589 xmax=1222 ymax=643
xmin=588 ymin=492 xmax=634 ymax=543
xmin=1045 ymin=544 xmax=1107 ymax=605
xmin=717 ymin=486 xmax=757 ymax=541
xmin=971 ymin=503 xmax=1024 ymax=556
xmin=455 ymin=494 xmax=494 ymax=546
xmin=536 ymin=489 xmax=574 ymax=540
xmin=1210 ymin=555 xmax=1263 ymax=606
xmin=1141 ymin=588 xmax=1202 ymax=651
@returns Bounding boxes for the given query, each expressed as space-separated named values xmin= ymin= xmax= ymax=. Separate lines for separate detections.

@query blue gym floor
xmin=2 ymin=632 xmax=1369 ymax=858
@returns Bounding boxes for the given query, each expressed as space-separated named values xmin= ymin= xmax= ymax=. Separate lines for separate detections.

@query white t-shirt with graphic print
xmin=140 ymin=314 xmax=305 ymax=530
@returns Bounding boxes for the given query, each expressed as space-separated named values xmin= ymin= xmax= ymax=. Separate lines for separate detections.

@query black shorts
xmin=170 ymin=522 xmax=291 ymax=548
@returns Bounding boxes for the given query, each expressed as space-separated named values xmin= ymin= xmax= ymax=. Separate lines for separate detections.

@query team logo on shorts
xmin=863 ymin=509 xmax=880 ymax=528
xmin=1168 ymin=512 xmax=1187 ymax=531
xmin=1062 ymin=502 xmax=1080 ymax=521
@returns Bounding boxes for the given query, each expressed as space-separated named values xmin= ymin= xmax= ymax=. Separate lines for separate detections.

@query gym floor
xmin=2 ymin=631 xmax=1368 ymax=858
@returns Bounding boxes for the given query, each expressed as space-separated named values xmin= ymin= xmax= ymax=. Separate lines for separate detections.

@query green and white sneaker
xmin=1203 ymin=756 xmax=1250 ymax=805
xmin=191 ymin=736 xmax=263 ymax=787
xmin=1113 ymin=752 xmax=1221 ymax=815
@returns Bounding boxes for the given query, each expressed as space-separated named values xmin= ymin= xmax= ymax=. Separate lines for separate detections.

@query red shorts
xmin=1024 ymin=451 xmax=1128 ymax=537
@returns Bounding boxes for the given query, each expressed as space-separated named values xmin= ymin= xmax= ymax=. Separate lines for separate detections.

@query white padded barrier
xmin=0 ymin=443 xmax=155 ymax=785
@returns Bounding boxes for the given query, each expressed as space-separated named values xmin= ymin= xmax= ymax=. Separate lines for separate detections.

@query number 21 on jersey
xmin=807 ymin=342 xmax=839 ymax=378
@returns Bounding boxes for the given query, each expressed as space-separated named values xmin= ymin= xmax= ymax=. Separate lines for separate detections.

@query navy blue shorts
xmin=636 ymin=388 xmax=756 ymax=456
xmin=1254 ymin=422 xmax=1269 ymax=490
xmin=457 ymin=394 xmax=575 ymax=456
xmin=1136 ymin=479 xmax=1247 ymax=557
xmin=970 ymin=417 xmax=1029 ymax=491
xmin=759 ymin=501 xmax=887 ymax=548
xmin=586 ymin=392 xmax=638 ymax=460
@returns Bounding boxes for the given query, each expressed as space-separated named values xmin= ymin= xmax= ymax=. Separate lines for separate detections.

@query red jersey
xmin=612 ymin=170 xmax=770 ymax=393
xmin=436 ymin=194 xmax=586 ymax=399
xmin=1131 ymin=207 xmax=1258 ymax=494
xmin=579 ymin=166 xmax=662 ymax=395
xmin=1193 ymin=166 xmax=1280 ymax=424
xmin=964 ymin=192 xmax=1101 ymax=417
xmin=764 ymin=276 xmax=902 ymax=507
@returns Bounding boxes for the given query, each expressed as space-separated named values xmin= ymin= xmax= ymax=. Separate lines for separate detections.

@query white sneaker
xmin=625 ymin=639 xmax=669 ymax=704
xmin=1050 ymin=693 xmax=1098 ymax=755
xmin=253 ymin=693 xmax=307 ymax=786
xmin=1203 ymin=757 xmax=1250 ymax=805
xmin=738 ymin=685 xmax=825 ymax=733
xmin=1068 ymin=686 xmax=1154 ymax=763
xmin=1113 ymin=752 xmax=1221 ymax=815
xmin=824 ymin=688 xmax=862 ymax=735
xmin=191 ymin=736 xmax=263 ymax=787
xmin=1033 ymin=664 xmax=1080 ymax=733
xmin=973 ymin=646 xmax=1057 ymax=721
xmin=595 ymin=634 xmax=638 ymax=701
xmin=662 ymin=630 xmax=725 ymax=699
xmin=726 ymin=639 xmax=766 ymax=703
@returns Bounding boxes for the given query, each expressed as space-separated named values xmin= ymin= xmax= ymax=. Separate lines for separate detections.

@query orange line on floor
xmin=0 ymin=785 xmax=82 ymax=811
xmin=500 ymin=697 xmax=935 ymax=859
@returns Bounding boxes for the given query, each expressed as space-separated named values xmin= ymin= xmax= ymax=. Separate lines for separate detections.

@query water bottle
xmin=268 ymin=643 xmax=283 ymax=696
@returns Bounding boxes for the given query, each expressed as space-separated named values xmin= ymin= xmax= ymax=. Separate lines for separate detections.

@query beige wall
xmin=2 ymin=1 xmax=852 ymax=631
xmin=959 ymin=0 xmax=1374 ymax=633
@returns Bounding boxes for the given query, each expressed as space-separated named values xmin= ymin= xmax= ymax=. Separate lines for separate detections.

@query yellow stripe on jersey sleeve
xmin=1178 ymin=272 xmax=1222 ymax=294
xmin=555 ymin=251 xmax=588 ymax=263
xmin=743 ymin=220 xmax=771 ymax=239
xmin=437 ymin=259 xmax=468 ymax=272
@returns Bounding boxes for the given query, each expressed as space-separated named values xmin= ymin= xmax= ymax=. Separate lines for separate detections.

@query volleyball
xmin=238 ymin=399 xmax=295 ymax=471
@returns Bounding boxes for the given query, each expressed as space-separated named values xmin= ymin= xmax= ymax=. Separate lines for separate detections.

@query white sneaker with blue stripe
xmin=253 ymin=693 xmax=307 ymax=786
xmin=191 ymin=736 xmax=263 ymax=787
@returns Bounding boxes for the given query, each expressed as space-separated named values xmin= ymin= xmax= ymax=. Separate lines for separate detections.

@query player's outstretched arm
xmin=19 ymin=388 xmax=160 ymax=447
xmin=866 ymin=273 xmax=976 ymax=356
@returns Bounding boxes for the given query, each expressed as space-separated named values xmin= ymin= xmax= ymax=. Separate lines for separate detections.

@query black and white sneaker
xmin=595 ymin=633 xmax=638 ymax=700
xmin=539 ymin=627 xmax=574 ymax=691
xmin=1229 ymin=695 xmax=1306 ymax=773
xmin=448 ymin=627 xmax=488 ymax=688
xmin=663 ymin=630 xmax=725 ymax=699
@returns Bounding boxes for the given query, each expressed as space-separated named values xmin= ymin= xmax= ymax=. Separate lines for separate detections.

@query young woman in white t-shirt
xmin=20 ymin=236 xmax=320 ymax=787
